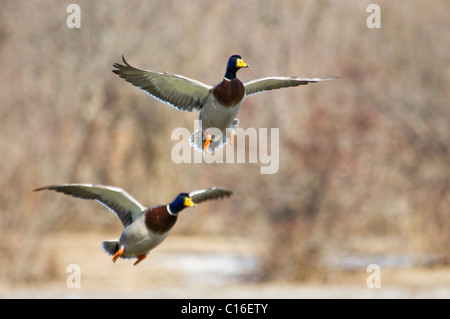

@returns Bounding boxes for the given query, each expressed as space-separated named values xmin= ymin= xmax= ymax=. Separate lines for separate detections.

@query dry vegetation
xmin=1 ymin=0 xmax=449 ymax=290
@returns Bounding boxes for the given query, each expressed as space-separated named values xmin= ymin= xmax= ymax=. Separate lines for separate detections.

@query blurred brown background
xmin=1 ymin=0 xmax=449 ymax=298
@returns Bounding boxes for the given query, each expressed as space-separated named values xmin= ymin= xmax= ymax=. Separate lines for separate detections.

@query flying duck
xmin=113 ymin=55 xmax=338 ymax=152
xmin=34 ymin=184 xmax=232 ymax=265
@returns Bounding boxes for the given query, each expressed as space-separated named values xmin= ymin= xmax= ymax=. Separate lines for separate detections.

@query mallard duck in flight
xmin=113 ymin=55 xmax=338 ymax=152
xmin=34 ymin=184 xmax=232 ymax=265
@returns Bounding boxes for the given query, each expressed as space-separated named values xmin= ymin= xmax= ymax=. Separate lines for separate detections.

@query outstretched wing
xmin=189 ymin=187 xmax=233 ymax=204
xmin=112 ymin=56 xmax=212 ymax=112
xmin=244 ymin=74 xmax=340 ymax=97
xmin=34 ymin=184 xmax=145 ymax=228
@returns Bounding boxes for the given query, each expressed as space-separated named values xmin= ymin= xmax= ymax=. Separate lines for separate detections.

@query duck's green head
xmin=168 ymin=193 xmax=196 ymax=215
xmin=225 ymin=55 xmax=249 ymax=80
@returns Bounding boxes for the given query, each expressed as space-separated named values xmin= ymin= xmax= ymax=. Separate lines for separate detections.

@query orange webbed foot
xmin=229 ymin=131 xmax=234 ymax=145
xmin=203 ymin=131 xmax=212 ymax=152
xmin=134 ymin=254 xmax=147 ymax=266
xmin=112 ymin=246 xmax=124 ymax=263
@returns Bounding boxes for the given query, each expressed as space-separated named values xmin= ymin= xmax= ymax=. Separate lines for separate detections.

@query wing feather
xmin=244 ymin=74 xmax=339 ymax=96
xmin=189 ymin=187 xmax=233 ymax=204
xmin=34 ymin=184 xmax=145 ymax=228
xmin=112 ymin=56 xmax=212 ymax=111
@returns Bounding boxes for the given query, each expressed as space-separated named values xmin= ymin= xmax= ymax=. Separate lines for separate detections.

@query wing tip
xmin=188 ymin=187 xmax=233 ymax=205
xmin=216 ymin=187 xmax=233 ymax=197
xmin=328 ymin=73 xmax=341 ymax=80
xmin=112 ymin=55 xmax=132 ymax=73
xmin=33 ymin=184 xmax=63 ymax=192
xmin=210 ymin=187 xmax=233 ymax=199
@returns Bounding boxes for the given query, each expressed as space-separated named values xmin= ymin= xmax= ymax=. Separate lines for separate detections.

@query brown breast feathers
xmin=212 ymin=78 xmax=245 ymax=108
xmin=144 ymin=205 xmax=178 ymax=235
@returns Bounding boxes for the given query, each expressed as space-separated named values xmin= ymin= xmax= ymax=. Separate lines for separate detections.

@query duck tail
xmin=102 ymin=240 xmax=120 ymax=256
